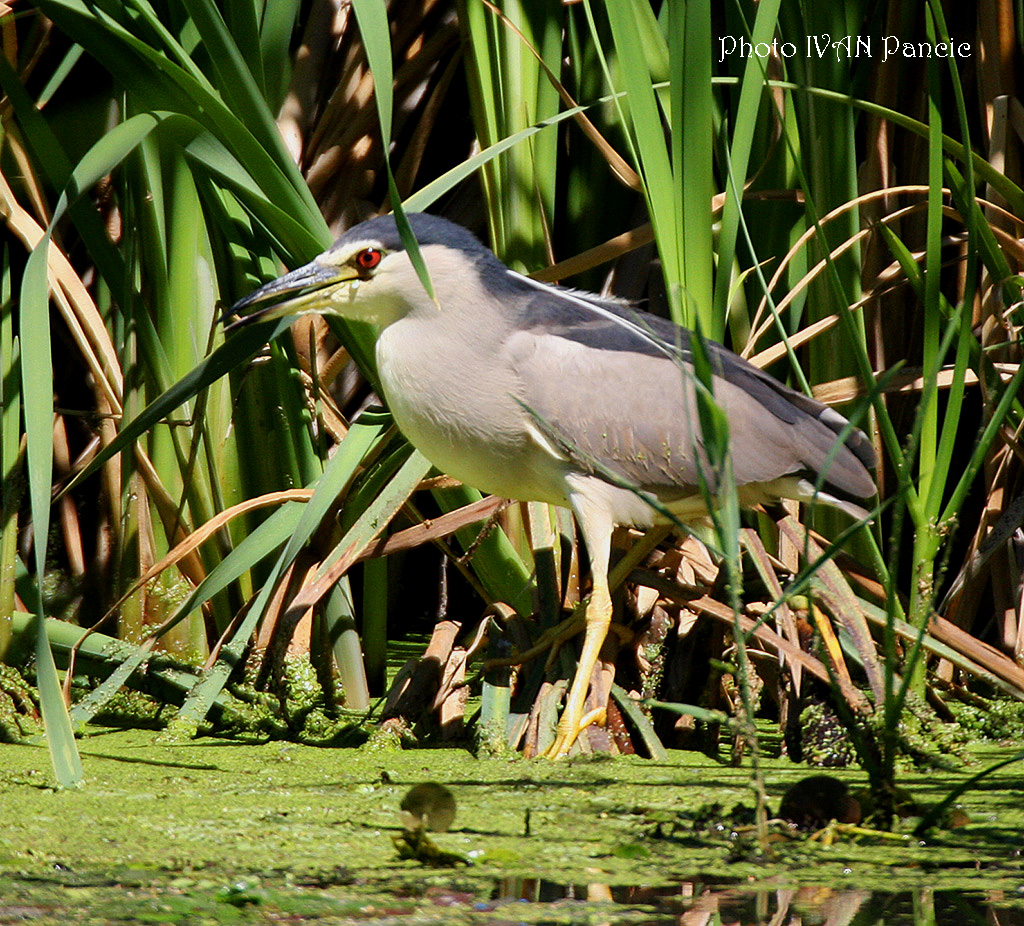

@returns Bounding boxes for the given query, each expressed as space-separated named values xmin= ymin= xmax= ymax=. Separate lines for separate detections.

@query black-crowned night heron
xmin=228 ymin=213 xmax=876 ymax=758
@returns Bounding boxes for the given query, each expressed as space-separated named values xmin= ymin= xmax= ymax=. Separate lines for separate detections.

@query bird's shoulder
xmin=503 ymin=272 xmax=690 ymax=358
xmin=501 ymin=271 xmax=826 ymax=432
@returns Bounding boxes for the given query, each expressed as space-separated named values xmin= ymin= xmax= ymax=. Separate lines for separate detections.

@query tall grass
xmin=1 ymin=0 xmax=1023 ymax=806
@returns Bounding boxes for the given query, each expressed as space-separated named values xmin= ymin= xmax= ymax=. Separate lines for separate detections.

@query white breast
xmin=375 ymin=316 xmax=571 ymax=505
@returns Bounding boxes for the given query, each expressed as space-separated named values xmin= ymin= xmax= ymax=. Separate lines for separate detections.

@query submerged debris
xmin=391 ymin=827 xmax=469 ymax=867
xmin=399 ymin=782 xmax=457 ymax=833
xmin=778 ymin=775 xmax=862 ymax=830
xmin=392 ymin=782 xmax=467 ymax=866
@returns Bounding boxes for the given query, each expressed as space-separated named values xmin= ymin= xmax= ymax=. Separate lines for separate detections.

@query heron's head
xmin=225 ymin=214 xmax=492 ymax=330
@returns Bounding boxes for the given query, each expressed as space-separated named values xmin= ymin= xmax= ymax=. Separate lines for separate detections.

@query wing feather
xmin=503 ymin=280 xmax=875 ymax=504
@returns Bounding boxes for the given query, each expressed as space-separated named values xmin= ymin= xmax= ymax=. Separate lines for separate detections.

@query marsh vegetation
xmin=0 ymin=0 xmax=1023 ymax=881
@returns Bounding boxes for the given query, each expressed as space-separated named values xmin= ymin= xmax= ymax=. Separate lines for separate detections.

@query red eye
xmin=355 ymin=247 xmax=382 ymax=271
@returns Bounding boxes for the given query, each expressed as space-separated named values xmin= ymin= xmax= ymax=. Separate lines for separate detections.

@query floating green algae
xmin=0 ymin=728 xmax=1021 ymax=923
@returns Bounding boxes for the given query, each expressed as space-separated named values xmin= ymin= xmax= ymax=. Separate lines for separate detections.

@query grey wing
xmin=507 ymin=327 xmax=705 ymax=495
xmin=504 ymin=307 xmax=875 ymax=503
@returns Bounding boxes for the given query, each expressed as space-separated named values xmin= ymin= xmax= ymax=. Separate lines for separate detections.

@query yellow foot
xmin=539 ymin=578 xmax=617 ymax=758
xmin=484 ymin=573 xmax=625 ymax=759
xmin=543 ymin=705 xmax=607 ymax=758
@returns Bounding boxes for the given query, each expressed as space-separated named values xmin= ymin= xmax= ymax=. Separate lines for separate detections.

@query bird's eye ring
xmin=355 ymin=247 xmax=383 ymax=271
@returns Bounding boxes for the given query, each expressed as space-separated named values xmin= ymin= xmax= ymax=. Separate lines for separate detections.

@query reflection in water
xmin=493 ymin=878 xmax=1024 ymax=925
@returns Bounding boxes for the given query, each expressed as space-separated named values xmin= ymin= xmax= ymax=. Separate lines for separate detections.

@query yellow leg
xmin=544 ymin=485 xmax=615 ymax=758
xmin=543 ymin=575 xmax=613 ymax=757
